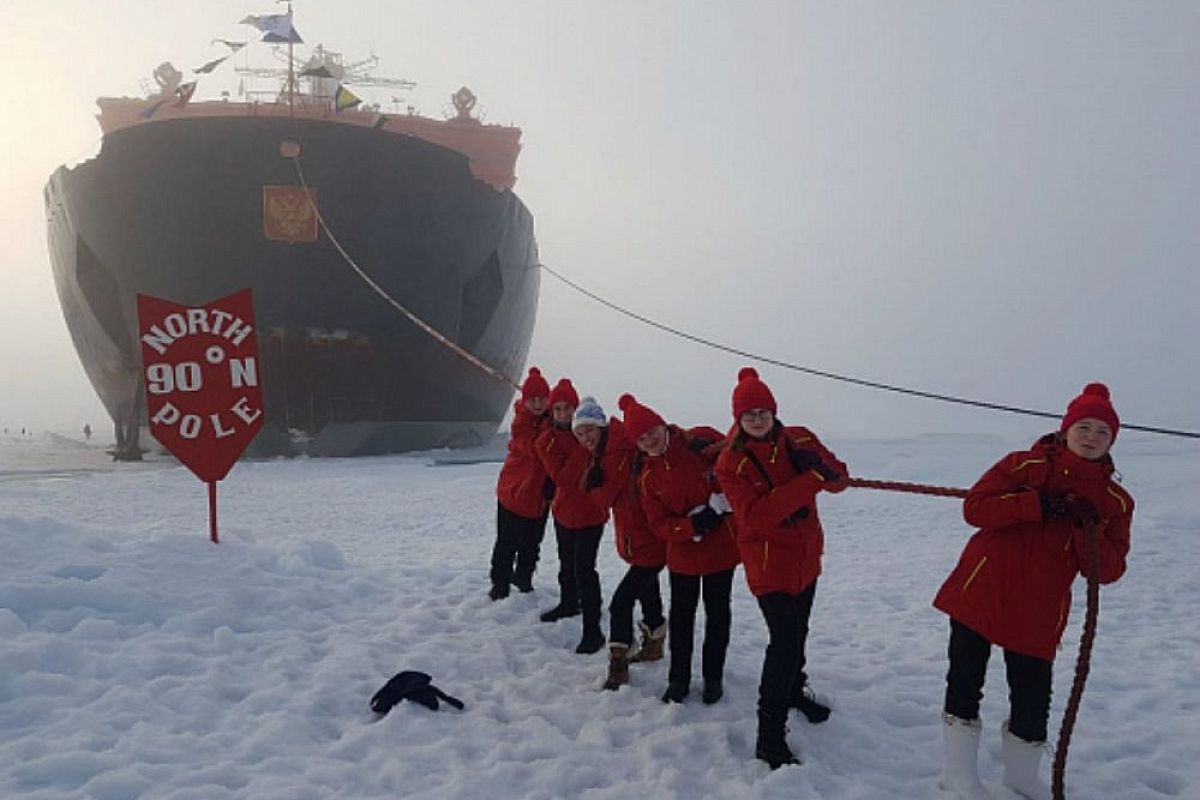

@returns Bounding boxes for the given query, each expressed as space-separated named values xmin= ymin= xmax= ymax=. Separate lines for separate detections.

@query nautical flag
xmin=194 ymin=56 xmax=229 ymax=74
xmin=241 ymin=12 xmax=303 ymax=44
xmin=211 ymin=39 xmax=246 ymax=52
xmin=333 ymin=84 xmax=361 ymax=112
xmin=174 ymin=81 xmax=197 ymax=108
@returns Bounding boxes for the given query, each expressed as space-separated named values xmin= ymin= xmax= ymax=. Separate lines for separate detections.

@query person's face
xmin=1065 ymin=418 xmax=1114 ymax=460
xmin=524 ymin=396 xmax=548 ymax=415
xmin=739 ymin=408 xmax=774 ymax=439
xmin=551 ymin=402 xmax=575 ymax=425
xmin=636 ymin=424 xmax=669 ymax=457
xmin=574 ymin=424 xmax=602 ymax=450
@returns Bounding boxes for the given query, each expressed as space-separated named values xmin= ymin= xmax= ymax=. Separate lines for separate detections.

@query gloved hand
xmin=1039 ymin=490 xmax=1069 ymax=521
xmin=542 ymin=478 xmax=556 ymax=501
xmin=708 ymin=492 xmax=732 ymax=515
xmin=688 ymin=436 xmax=715 ymax=453
xmin=789 ymin=447 xmax=840 ymax=482
xmin=784 ymin=505 xmax=810 ymax=525
xmin=584 ymin=465 xmax=604 ymax=490
xmin=689 ymin=505 xmax=722 ymax=538
xmin=1064 ymin=493 xmax=1099 ymax=527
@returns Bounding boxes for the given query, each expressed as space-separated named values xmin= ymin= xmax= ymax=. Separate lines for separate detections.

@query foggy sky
xmin=3 ymin=1 xmax=1197 ymax=443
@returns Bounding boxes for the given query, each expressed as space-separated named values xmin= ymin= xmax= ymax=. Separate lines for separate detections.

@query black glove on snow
xmin=1039 ymin=490 xmax=1069 ymax=521
xmin=584 ymin=465 xmax=604 ymax=490
xmin=690 ymin=505 xmax=722 ymax=536
xmin=1064 ymin=493 xmax=1099 ymax=527
xmin=542 ymin=478 xmax=556 ymax=501
xmin=784 ymin=505 xmax=810 ymax=525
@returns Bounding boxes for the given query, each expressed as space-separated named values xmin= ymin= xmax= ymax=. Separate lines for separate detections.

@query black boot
xmin=702 ymin=679 xmax=724 ymax=705
xmin=661 ymin=681 xmax=690 ymax=703
xmin=788 ymin=685 xmax=831 ymax=723
xmin=488 ymin=585 xmax=509 ymax=601
xmin=755 ymin=709 xmax=800 ymax=769
xmin=511 ymin=577 xmax=534 ymax=593
xmin=575 ymin=623 xmax=606 ymax=654
xmin=539 ymin=603 xmax=580 ymax=623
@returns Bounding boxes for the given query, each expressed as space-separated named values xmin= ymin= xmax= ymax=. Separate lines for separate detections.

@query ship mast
xmin=286 ymin=0 xmax=296 ymax=114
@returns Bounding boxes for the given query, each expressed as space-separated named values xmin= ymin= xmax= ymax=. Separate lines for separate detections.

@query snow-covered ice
xmin=1 ymin=429 xmax=1196 ymax=799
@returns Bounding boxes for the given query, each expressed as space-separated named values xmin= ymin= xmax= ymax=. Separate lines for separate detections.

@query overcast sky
xmin=3 ymin=1 xmax=1197 ymax=443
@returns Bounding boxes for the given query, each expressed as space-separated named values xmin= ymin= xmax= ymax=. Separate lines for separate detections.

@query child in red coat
xmin=536 ymin=380 xmax=611 ymax=654
xmin=489 ymin=368 xmax=552 ymax=600
xmin=714 ymin=368 xmax=848 ymax=769
xmin=932 ymin=383 xmax=1134 ymax=800
xmin=620 ymin=393 xmax=741 ymax=705
xmin=577 ymin=399 xmax=668 ymax=691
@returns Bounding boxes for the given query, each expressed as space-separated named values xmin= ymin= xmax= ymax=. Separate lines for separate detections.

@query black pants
xmin=489 ymin=503 xmax=548 ymax=591
xmin=944 ymin=619 xmax=1053 ymax=742
xmin=554 ymin=521 xmax=604 ymax=625
xmin=667 ymin=568 xmax=735 ymax=686
xmin=755 ymin=581 xmax=817 ymax=715
xmin=608 ymin=564 xmax=666 ymax=647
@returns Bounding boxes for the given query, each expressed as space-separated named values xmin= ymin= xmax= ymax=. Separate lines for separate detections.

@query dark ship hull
xmin=45 ymin=114 xmax=538 ymax=457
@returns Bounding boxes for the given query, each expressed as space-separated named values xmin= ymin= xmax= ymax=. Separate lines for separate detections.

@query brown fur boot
xmin=628 ymin=621 xmax=666 ymax=663
xmin=602 ymin=644 xmax=630 ymax=691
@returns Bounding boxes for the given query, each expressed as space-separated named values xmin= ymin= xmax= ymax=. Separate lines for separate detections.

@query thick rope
xmin=847 ymin=477 xmax=968 ymax=498
xmin=287 ymin=154 xmax=521 ymax=391
xmin=1052 ymin=521 xmax=1101 ymax=800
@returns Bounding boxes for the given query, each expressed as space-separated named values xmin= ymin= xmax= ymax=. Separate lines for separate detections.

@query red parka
xmin=495 ymin=402 xmax=551 ymax=519
xmin=933 ymin=435 xmax=1134 ymax=661
xmin=715 ymin=424 xmax=848 ymax=597
xmin=536 ymin=424 xmax=610 ymax=529
xmin=638 ymin=425 xmax=741 ymax=576
xmin=584 ymin=419 xmax=667 ymax=567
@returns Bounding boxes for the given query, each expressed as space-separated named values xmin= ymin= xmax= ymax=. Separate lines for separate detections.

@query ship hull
xmin=46 ymin=115 xmax=538 ymax=456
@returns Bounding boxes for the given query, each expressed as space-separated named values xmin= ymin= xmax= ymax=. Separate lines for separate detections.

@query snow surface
xmin=1 ymin=430 xmax=1196 ymax=799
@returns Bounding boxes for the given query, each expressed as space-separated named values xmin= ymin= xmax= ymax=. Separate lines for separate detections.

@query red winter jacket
xmin=495 ymin=402 xmax=551 ymax=519
xmin=933 ymin=435 xmax=1134 ymax=661
xmin=536 ymin=424 xmax=610 ymax=529
xmin=639 ymin=425 xmax=741 ymax=576
xmin=585 ymin=419 xmax=666 ymax=567
xmin=715 ymin=424 xmax=848 ymax=597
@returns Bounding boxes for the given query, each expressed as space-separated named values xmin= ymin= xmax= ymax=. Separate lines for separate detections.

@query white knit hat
xmin=572 ymin=396 xmax=608 ymax=430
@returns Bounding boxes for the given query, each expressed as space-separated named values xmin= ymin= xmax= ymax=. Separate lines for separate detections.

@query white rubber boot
xmin=939 ymin=714 xmax=992 ymax=799
xmin=1001 ymin=721 xmax=1050 ymax=800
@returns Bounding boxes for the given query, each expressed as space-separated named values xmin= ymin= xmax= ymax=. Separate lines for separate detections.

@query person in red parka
xmin=576 ymin=398 xmax=668 ymax=691
xmin=489 ymin=367 xmax=552 ymax=601
xmin=535 ymin=379 xmax=611 ymax=654
xmin=714 ymin=367 xmax=849 ymax=770
xmin=932 ymin=383 xmax=1134 ymax=800
xmin=620 ymin=393 xmax=741 ymax=705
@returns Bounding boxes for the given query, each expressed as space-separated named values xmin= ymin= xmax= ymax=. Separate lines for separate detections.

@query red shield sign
xmin=137 ymin=289 xmax=265 ymax=482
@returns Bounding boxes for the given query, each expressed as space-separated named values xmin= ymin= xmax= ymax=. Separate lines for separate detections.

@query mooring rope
xmin=287 ymin=154 xmax=521 ymax=391
xmin=539 ymin=263 xmax=1200 ymax=440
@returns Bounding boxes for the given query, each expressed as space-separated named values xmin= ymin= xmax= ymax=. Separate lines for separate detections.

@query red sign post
xmin=137 ymin=289 xmax=265 ymax=543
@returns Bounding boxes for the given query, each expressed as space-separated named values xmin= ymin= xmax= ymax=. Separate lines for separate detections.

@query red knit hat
xmin=731 ymin=367 xmax=777 ymax=419
xmin=618 ymin=393 xmax=666 ymax=442
xmin=548 ymin=378 xmax=579 ymax=409
xmin=1060 ymin=382 xmax=1120 ymax=441
xmin=520 ymin=367 xmax=550 ymax=401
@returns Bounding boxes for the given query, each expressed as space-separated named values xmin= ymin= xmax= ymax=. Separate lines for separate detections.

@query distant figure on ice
xmin=933 ymin=383 xmax=1133 ymax=800
xmin=620 ymin=393 xmax=740 ymax=706
xmin=83 ymin=423 xmax=92 ymax=441
xmin=715 ymin=367 xmax=848 ymax=770
xmin=575 ymin=396 xmax=668 ymax=691
xmin=535 ymin=380 xmax=610 ymax=655
xmin=489 ymin=368 xmax=552 ymax=601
